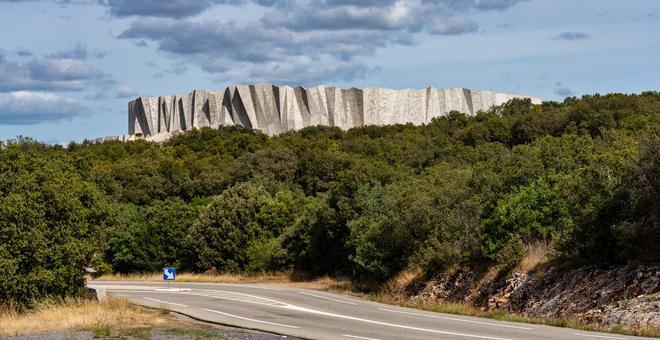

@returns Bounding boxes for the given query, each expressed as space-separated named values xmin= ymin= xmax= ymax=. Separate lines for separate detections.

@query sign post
xmin=163 ymin=267 xmax=176 ymax=290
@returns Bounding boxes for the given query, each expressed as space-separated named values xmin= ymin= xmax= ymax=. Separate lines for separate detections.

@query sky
xmin=0 ymin=0 xmax=658 ymax=144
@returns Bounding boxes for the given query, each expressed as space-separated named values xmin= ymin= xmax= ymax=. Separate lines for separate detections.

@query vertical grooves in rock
xmin=232 ymin=88 xmax=252 ymax=129
xmin=127 ymin=84 xmax=541 ymax=138
xmin=463 ymin=88 xmax=475 ymax=115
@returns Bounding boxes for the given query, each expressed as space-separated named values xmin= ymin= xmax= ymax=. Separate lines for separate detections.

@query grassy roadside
xmin=92 ymin=271 xmax=356 ymax=292
xmin=93 ymin=272 xmax=293 ymax=284
xmin=0 ymin=296 xmax=219 ymax=337
xmin=365 ymin=294 xmax=660 ymax=338
xmin=92 ymin=272 xmax=659 ymax=338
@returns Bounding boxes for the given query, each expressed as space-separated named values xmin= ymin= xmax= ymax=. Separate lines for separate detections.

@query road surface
xmin=88 ymin=281 xmax=651 ymax=340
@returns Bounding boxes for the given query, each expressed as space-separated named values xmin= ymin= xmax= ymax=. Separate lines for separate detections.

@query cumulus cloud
xmin=97 ymin=0 xmax=246 ymax=18
xmin=0 ymin=91 xmax=87 ymax=125
xmin=553 ymin=31 xmax=590 ymax=40
xmin=554 ymin=82 xmax=574 ymax=97
xmin=428 ymin=16 xmax=478 ymax=35
xmin=111 ymin=0 xmax=526 ymax=84
xmin=5 ymin=0 xmax=528 ymax=84
xmin=47 ymin=43 xmax=107 ymax=60
xmin=16 ymin=48 xmax=33 ymax=57
xmin=115 ymin=85 xmax=138 ymax=98
xmin=261 ymin=2 xmax=431 ymax=32
xmin=0 ymin=55 xmax=113 ymax=92
xmin=121 ymin=18 xmax=407 ymax=83
xmin=440 ymin=0 xmax=529 ymax=11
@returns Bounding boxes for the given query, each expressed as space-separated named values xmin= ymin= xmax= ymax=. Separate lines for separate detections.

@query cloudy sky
xmin=0 ymin=0 xmax=658 ymax=143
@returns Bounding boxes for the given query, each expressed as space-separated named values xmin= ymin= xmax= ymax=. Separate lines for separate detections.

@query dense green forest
xmin=1 ymin=92 xmax=659 ymax=306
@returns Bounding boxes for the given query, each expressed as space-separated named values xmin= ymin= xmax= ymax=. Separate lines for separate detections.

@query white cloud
xmin=116 ymin=85 xmax=138 ymax=98
xmin=0 ymin=91 xmax=87 ymax=125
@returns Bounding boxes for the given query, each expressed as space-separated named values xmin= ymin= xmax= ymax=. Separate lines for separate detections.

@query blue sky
xmin=0 ymin=0 xmax=658 ymax=143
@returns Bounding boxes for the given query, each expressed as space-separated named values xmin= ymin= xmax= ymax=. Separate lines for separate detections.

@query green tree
xmin=482 ymin=179 xmax=571 ymax=267
xmin=105 ymin=198 xmax=201 ymax=273
xmin=187 ymin=182 xmax=303 ymax=272
xmin=0 ymin=142 xmax=115 ymax=306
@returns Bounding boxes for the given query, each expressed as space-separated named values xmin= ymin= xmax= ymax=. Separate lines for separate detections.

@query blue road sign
xmin=163 ymin=267 xmax=176 ymax=281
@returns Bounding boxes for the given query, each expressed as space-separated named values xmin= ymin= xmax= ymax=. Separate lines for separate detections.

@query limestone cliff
xmin=125 ymin=84 xmax=542 ymax=139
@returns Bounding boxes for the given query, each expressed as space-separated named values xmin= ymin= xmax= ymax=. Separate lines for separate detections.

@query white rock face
xmin=127 ymin=84 xmax=542 ymax=138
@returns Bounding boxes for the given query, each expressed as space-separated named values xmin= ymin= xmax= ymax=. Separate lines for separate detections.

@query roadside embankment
xmin=384 ymin=265 xmax=659 ymax=336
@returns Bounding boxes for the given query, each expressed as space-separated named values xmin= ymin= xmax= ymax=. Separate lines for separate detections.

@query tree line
xmin=1 ymin=92 xmax=658 ymax=306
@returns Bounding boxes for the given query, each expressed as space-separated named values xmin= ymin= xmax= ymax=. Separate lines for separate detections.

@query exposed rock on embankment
xmin=396 ymin=266 xmax=659 ymax=329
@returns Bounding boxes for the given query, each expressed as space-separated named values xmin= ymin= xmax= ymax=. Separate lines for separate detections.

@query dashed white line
xmin=573 ymin=334 xmax=626 ymax=339
xmin=378 ymin=308 xmax=533 ymax=330
xmin=143 ymin=297 xmax=188 ymax=307
xmin=201 ymin=308 xmax=300 ymax=329
xmin=342 ymin=334 xmax=383 ymax=340
xmin=298 ymin=291 xmax=358 ymax=305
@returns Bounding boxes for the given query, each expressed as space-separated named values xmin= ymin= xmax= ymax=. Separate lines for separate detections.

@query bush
xmin=187 ymin=182 xmax=304 ymax=272
xmin=482 ymin=179 xmax=570 ymax=265
xmin=105 ymin=198 xmax=200 ymax=273
xmin=0 ymin=143 xmax=116 ymax=307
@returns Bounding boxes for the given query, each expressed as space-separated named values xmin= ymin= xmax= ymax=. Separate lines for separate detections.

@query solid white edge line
xmin=298 ymin=291 xmax=358 ymax=305
xmin=573 ymin=334 xmax=626 ymax=339
xmin=378 ymin=308 xmax=533 ymax=330
xmin=143 ymin=297 xmax=188 ymax=307
xmin=342 ymin=334 xmax=383 ymax=340
xmin=201 ymin=308 xmax=301 ymax=329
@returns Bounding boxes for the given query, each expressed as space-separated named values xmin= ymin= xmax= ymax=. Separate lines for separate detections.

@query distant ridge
xmin=101 ymin=84 xmax=542 ymax=142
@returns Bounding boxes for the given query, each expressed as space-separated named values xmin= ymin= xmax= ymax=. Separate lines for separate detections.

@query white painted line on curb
xmin=573 ymin=334 xmax=625 ymax=339
xmin=378 ymin=308 xmax=533 ymax=330
xmin=143 ymin=297 xmax=188 ymax=307
xmin=342 ymin=334 xmax=383 ymax=340
xmin=298 ymin=291 xmax=358 ymax=305
xmin=201 ymin=308 xmax=300 ymax=329
xmin=155 ymin=288 xmax=191 ymax=292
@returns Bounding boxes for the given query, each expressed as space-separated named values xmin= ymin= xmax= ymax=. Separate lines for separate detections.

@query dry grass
xmin=0 ymin=296 xmax=194 ymax=336
xmin=515 ymin=242 xmax=550 ymax=273
xmin=370 ymin=294 xmax=660 ymax=338
xmin=92 ymin=271 xmax=356 ymax=292
xmin=93 ymin=271 xmax=291 ymax=284
xmin=381 ymin=268 xmax=422 ymax=293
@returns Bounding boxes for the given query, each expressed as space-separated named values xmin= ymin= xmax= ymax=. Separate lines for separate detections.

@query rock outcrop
xmin=401 ymin=266 xmax=660 ymax=330
xmin=126 ymin=84 xmax=542 ymax=139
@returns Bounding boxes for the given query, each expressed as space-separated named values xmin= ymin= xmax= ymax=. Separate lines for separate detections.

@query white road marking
xmin=378 ymin=308 xmax=533 ymax=330
xmin=286 ymin=304 xmax=513 ymax=340
xmin=186 ymin=290 xmax=290 ymax=308
xmin=143 ymin=297 xmax=188 ymax=307
xmin=105 ymin=286 xmax=512 ymax=339
xmin=298 ymin=291 xmax=358 ymax=305
xmin=169 ymin=289 xmax=511 ymax=339
xmin=573 ymin=334 xmax=626 ymax=339
xmin=201 ymin=308 xmax=300 ymax=329
xmin=342 ymin=334 xmax=383 ymax=340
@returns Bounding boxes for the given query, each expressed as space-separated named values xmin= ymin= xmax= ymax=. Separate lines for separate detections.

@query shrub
xmin=0 ymin=143 xmax=115 ymax=307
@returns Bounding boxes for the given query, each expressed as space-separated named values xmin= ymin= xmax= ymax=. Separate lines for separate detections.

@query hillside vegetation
xmin=1 ymin=92 xmax=658 ymax=306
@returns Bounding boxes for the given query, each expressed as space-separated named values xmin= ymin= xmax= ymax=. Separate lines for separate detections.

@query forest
xmin=1 ymin=92 xmax=658 ymax=306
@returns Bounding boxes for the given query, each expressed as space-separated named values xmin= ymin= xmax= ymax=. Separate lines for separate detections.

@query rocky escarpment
xmin=123 ymin=84 xmax=541 ymax=140
xmin=398 ymin=266 xmax=659 ymax=330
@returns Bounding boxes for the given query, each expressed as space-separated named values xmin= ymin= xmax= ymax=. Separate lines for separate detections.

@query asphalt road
xmin=88 ymin=281 xmax=651 ymax=340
